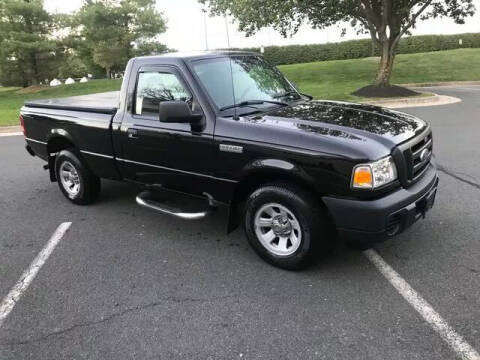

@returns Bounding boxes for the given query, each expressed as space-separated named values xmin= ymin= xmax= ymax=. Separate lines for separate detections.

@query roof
xmin=135 ymin=50 xmax=260 ymax=62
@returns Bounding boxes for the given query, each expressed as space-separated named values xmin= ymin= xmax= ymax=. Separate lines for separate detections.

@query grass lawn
xmin=0 ymin=79 xmax=122 ymax=126
xmin=0 ymin=48 xmax=479 ymax=126
xmin=279 ymin=48 xmax=480 ymax=101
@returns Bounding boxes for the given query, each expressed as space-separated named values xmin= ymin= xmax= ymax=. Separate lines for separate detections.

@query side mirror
xmin=159 ymin=101 xmax=203 ymax=124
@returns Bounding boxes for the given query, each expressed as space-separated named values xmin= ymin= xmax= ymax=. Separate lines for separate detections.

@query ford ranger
xmin=20 ymin=51 xmax=438 ymax=269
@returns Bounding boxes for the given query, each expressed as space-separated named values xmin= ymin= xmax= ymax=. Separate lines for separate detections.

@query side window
xmin=135 ymin=72 xmax=191 ymax=116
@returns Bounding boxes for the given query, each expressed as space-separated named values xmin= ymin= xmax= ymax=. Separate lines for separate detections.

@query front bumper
xmin=323 ymin=163 xmax=439 ymax=244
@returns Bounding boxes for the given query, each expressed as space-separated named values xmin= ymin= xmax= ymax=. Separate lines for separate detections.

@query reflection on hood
xmin=254 ymin=100 xmax=426 ymax=138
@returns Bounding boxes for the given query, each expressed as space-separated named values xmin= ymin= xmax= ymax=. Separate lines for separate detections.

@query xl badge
xmin=220 ymin=144 xmax=243 ymax=154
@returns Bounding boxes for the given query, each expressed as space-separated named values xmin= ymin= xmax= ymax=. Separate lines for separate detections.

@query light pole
xmin=225 ymin=15 xmax=231 ymax=49
xmin=202 ymin=7 xmax=208 ymax=50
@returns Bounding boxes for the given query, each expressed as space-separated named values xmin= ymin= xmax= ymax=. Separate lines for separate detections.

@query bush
xmin=234 ymin=33 xmax=480 ymax=66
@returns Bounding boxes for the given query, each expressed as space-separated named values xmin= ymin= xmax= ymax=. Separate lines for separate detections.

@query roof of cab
xmin=134 ymin=50 xmax=260 ymax=62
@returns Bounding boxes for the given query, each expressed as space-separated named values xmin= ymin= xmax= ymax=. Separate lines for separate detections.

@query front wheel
xmin=244 ymin=183 xmax=333 ymax=270
xmin=55 ymin=149 xmax=101 ymax=205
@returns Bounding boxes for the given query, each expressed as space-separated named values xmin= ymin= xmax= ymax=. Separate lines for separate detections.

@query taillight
xmin=19 ymin=114 xmax=26 ymax=136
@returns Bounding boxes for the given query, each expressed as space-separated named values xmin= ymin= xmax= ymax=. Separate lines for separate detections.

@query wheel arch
xmin=46 ymin=129 xmax=76 ymax=152
xmin=226 ymin=160 xmax=324 ymax=233
xmin=46 ymin=131 xmax=77 ymax=182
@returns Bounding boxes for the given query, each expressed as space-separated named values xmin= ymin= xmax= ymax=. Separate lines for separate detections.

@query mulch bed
xmin=353 ymin=85 xmax=420 ymax=98
xmin=16 ymin=85 xmax=48 ymax=94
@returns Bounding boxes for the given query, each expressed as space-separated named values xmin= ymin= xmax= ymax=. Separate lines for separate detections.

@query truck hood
xmin=247 ymin=100 xmax=427 ymax=148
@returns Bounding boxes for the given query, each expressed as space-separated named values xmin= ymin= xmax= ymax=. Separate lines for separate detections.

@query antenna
xmin=228 ymin=55 xmax=238 ymax=120
xmin=224 ymin=15 xmax=237 ymax=120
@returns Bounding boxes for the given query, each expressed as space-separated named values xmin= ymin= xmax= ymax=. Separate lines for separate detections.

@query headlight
xmin=352 ymin=156 xmax=398 ymax=189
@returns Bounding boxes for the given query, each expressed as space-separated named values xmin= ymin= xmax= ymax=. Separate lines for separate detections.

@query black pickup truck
xmin=20 ymin=51 xmax=438 ymax=269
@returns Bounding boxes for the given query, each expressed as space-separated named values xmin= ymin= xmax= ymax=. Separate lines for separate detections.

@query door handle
xmin=127 ymin=128 xmax=139 ymax=139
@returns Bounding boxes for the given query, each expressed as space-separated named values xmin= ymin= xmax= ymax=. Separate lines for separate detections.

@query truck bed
xmin=24 ymin=91 xmax=119 ymax=114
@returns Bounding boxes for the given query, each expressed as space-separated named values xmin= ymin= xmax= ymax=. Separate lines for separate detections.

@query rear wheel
xmin=55 ymin=149 xmax=100 ymax=205
xmin=244 ymin=183 xmax=333 ymax=270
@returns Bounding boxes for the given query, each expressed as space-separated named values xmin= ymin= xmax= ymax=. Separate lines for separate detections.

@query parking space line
xmin=0 ymin=133 xmax=23 ymax=137
xmin=0 ymin=222 xmax=72 ymax=328
xmin=364 ymin=249 xmax=480 ymax=360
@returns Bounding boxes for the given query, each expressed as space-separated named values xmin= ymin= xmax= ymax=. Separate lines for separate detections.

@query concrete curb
xmin=362 ymin=93 xmax=462 ymax=109
xmin=400 ymin=80 xmax=480 ymax=88
xmin=0 ymin=125 xmax=22 ymax=134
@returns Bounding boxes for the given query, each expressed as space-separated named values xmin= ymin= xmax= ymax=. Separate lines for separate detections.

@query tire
xmin=55 ymin=149 xmax=101 ymax=205
xmin=244 ymin=182 xmax=333 ymax=270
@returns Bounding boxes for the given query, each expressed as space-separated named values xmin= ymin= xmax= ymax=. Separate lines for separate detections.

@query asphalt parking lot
xmin=1 ymin=86 xmax=479 ymax=360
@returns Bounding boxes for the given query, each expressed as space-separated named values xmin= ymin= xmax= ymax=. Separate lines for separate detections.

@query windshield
xmin=192 ymin=55 xmax=300 ymax=111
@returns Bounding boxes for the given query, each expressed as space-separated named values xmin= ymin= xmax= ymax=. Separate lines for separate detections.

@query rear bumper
xmin=323 ymin=163 xmax=438 ymax=244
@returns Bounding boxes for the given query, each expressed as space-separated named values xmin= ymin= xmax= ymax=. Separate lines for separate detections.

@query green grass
xmin=0 ymin=79 xmax=121 ymax=126
xmin=279 ymin=48 xmax=480 ymax=101
xmin=1 ymin=48 xmax=479 ymax=126
xmin=0 ymin=87 xmax=21 ymax=93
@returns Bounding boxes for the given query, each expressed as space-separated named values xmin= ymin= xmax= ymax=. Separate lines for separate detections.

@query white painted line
xmin=364 ymin=249 xmax=480 ymax=360
xmin=0 ymin=222 xmax=72 ymax=328
xmin=0 ymin=132 xmax=23 ymax=137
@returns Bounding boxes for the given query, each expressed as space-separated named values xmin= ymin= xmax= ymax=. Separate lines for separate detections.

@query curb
xmin=0 ymin=125 xmax=22 ymax=133
xmin=0 ymin=126 xmax=22 ymax=136
xmin=400 ymin=80 xmax=480 ymax=88
xmin=362 ymin=93 xmax=462 ymax=109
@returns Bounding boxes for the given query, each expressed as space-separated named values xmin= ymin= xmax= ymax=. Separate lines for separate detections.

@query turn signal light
xmin=352 ymin=166 xmax=373 ymax=189
xmin=352 ymin=156 xmax=398 ymax=189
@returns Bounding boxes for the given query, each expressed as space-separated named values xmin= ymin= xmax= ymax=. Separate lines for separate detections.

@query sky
xmin=45 ymin=0 xmax=480 ymax=51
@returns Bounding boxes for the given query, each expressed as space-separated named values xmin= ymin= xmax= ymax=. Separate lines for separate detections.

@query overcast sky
xmin=45 ymin=0 xmax=480 ymax=51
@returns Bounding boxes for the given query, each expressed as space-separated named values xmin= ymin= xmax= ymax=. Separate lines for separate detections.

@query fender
xmin=226 ymin=158 xmax=318 ymax=233
xmin=239 ymin=158 xmax=317 ymax=187
xmin=46 ymin=128 xmax=77 ymax=150
xmin=45 ymin=129 xmax=77 ymax=182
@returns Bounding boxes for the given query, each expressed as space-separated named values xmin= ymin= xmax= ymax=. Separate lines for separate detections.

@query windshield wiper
xmin=273 ymin=90 xmax=301 ymax=99
xmin=220 ymin=100 xmax=288 ymax=112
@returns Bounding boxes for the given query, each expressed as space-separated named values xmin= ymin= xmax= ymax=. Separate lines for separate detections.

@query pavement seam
xmin=0 ymin=295 xmax=234 ymax=347
xmin=437 ymin=165 xmax=480 ymax=191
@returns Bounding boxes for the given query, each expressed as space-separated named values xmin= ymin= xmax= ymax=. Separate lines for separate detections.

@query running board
xmin=136 ymin=191 xmax=216 ymax=220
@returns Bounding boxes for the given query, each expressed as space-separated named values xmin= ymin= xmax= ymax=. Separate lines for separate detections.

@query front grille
xmin=410 ymin=132 xmax=433 ymax=179
xmin=393 ymin=128 xmax=433 ymax=187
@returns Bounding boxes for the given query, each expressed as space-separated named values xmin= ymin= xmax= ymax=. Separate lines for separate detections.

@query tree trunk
xmin=375 ymin=41 xmax=395 ymax=87
xmin=106 ymin=67 xmax=111 ymax=79
xmin=29 ymin=52 xmax=40 ymax=86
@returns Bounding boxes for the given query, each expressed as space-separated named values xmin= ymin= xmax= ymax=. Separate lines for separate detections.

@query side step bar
xmin=136 ymin=191 xmax=216 ymax=220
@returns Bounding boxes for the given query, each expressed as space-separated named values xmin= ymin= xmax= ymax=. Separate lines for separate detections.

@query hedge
xmin=233 ymin=33 xmax=480 ymax=66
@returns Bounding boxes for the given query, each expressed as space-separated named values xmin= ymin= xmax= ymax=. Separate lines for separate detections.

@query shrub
xmin=232 ymin=33 xmax=480 ymax=65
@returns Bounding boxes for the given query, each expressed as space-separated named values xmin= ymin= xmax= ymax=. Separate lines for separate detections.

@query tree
xmin=75 ymin=0 xmax=168 ymax=77
xmin=58 ymin=54 xmax=88 ymax=79
xmin=0 ymin=0 xmax=58 ymax=86
xmin=200 ymin=0 xmax=475 ymax=89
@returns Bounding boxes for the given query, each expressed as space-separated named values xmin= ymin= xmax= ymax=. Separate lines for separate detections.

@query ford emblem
xmin=420 ymin=148 xmax=431 ymax=162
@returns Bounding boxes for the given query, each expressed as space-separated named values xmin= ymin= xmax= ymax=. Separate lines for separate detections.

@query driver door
xmin=118 ymin=66 xmax=215 ymax=195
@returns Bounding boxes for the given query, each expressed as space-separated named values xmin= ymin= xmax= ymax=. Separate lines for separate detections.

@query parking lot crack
xmin=0 ymin=295 xmax=233 ymax=347
xmin=437 ymin=165 xmax=480 ymax=190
